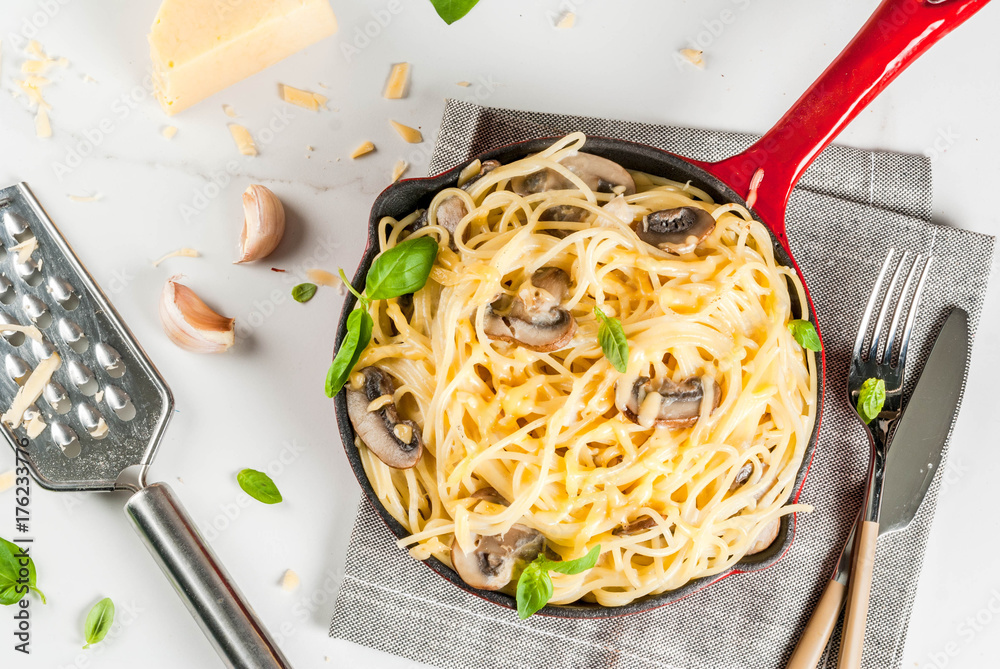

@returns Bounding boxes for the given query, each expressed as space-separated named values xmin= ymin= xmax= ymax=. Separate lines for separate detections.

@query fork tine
xmin=883 ymin=254 xmax=921 ymax=364
xmin=853 ymin=249 xmax=896 ymax=361
xmin=869 ymin=251 xmax=908 ymax=362
xmin=895 ymin=255 xmax=933 ymax=370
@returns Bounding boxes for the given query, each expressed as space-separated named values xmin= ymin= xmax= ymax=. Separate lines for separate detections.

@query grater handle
xmin=125 ymin=483 xmax=291 ymax=668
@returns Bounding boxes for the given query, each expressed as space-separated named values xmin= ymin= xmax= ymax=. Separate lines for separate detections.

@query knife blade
xmin=786 ymin=307 xmax=970 ymax=669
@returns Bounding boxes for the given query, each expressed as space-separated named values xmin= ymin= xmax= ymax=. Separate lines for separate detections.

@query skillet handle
xmin=697 ymin=0 xmax=992 ymax=245
xmin=125 ymin=483 xmax=291 ymax=669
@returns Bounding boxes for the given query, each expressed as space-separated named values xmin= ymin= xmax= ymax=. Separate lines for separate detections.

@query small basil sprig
xmin=856 ymin=378 xmax=886 ymax=424
xmin=83 ymin=598 xmax=115 ymax=649
xmin=788 ymin=319 xmax=821 ymax=352
xmin=594 ymin=307 xmax=629 ymax=373
xmin=0 ymin=537 xmax=44 ymax=606
xmin=237 ymin=469 xmax=283 ymax=504
xmin=325 ymin=237 xmax=438 ymax=398
xmin=291 ymin=283 xmax=317 ymax=303
xmin=429 ymin=0 xmax=481 ymax=24
xmin=516 ymin=545 xmax=600 ymax=619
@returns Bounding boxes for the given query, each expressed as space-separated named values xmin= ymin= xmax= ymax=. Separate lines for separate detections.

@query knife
xmin=786 ymin=307 xmax=970 ymax=669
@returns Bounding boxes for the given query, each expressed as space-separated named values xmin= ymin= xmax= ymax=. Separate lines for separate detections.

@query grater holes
xmin=94 ymin=343 xmax=125 ymax=378
xmin=77 ymin=401 xmax=108 ymax=440
xmin=0 ymin=316 xmax=26 ymax=346
xmin=50 ymin=420 xmax=81 ymax=458
xmin=0 ymin=276 xmax=13 ymax=305
xmin=104 ymin=385 xmax=136 ymax=422
xmin=57 ymin=318 xmax=87 ymax=353
xmin=22 ymin=295 xmax=51 ymax=329
xmin=67 ymin=360 xmax=98 ymax=396
xmin=43 ymin=381 xmax=71 ymax=414
xmin=30 ymin=337 xmax=56 ymax=360
xmin=15 ymin=259 xmax=43 ymax=287
xmin=3 ymin=211 xmax=32 ymax=243
xmin=5 ymin=354 xmax=31 ymax=384
xmin=47 ymin=276 xmax=80 ymax=311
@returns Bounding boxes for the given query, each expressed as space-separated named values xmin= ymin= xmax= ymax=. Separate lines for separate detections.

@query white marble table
xmin=0 ymin=1 xmax=997 ymax=667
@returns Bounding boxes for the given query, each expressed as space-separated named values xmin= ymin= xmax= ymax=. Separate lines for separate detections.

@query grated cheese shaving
xmin=153 ymin=247 xmax=200 ymax=267
xmin=389 ymin=120 xmax=422 ymax=144
xmin=306 ymin=269 xmax=340 ymax=288
xmin=555 ymin=12 xmax=576 ymax=29
xmin=2 ymin=353 xmax=61 ymax=429
xmin=383 ymin=63 xmax=410 ymax=99
xmin=679 ymin=48 xmax=705 ymax=69
xmin=391 ymin=160 xmax=408 ymax=183
xmin=10 ymin=237 xmax=38 ymax=264
xmin=280 ymin=84 xmax=327 ymax=111
xmin=350 ymin=141 xmax=375 ymax=159
xmin=162 ymin=125 xmax=179 ymax=139
xmin=228 ymin=124 xmax=258 ymax=156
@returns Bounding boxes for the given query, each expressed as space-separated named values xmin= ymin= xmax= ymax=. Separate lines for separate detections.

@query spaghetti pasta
xmin=347 ymin=133 xmax=817 ymax=607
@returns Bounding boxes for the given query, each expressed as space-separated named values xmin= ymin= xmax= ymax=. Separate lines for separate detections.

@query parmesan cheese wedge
xmin=228 ymin=124 xmax=258 ymax=156
xmin=389 ymin=120 xmax=422 ymax=144
xmin=149 ymin=0 xmax=338 ymax=115
xmin=383 ymin=63 xmax=410 ymax=99
xmin=350 ymin=141 xmax=375 ymax=159
xmin=2 ymin=353 xmax=61 ymax=429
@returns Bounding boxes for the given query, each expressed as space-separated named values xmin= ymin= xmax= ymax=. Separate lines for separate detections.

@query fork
xmin=837 ymin=249 xmax=932 ymax=669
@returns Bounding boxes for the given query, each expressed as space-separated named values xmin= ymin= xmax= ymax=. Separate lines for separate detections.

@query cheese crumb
xmin=679 ymin=48 xmax=705 ymax=69
xmin=34 ymin=107 xmax=52 ymax=138
xmin=82 ymin=74 xmax=97 ymax=83
xmin=0 ymin=470 xmax=14 ymax=493
xmin=391 ymin=160 xmax=408 ymax=183
xmin=350 ymin=141 xmax=375 ymax=159
xmin=383 ymin=63 xmax=410 ymax=99
xmin=67 ymin=193 xmax=103 ymax=203
xmin=389 ymin=120 xmax=422 ymax=144
xmin=280 ymin=569 xmax=300 ymax=592
xmin=306 ymin=269 xmax=340 ymax=288
xmin=222 ymin=104 xmax=238 ymax=117
xmin=162 ymin=125 xmax=179 ymax=139
xmin=280 ymin=84 xmax=327 ymax=111
xmin=228 ymin=124 xmax=258 ymax=156
xmin=153 ymin=247 xmax=200 ymax=267
xmin=456 ymin=81 xmax=471 ymax=87
xmin=555 ymin=11 xmax=576 ymax=29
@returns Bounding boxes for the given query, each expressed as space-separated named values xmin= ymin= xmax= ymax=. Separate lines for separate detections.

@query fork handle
xmin=125 ymin=483 xmax=291 ymax=668
xmin=837 ymin=520 xmax=879 ymax=669
xmin=786 ymin=578 xmax=847 ymax=669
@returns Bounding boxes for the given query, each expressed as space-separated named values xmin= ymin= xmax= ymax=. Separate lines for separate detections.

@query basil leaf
xmin=291 ymin=283 xmax=318 ymax=303
xmin=325 ymin=308 xmax=374 ymax=397
xmin=857 ymin=378 xmax=886 ymax=424
xmin=83 ymin=598 xmax=115 ymax=649
xmin=365 ymin=237 xmax=438 ymax=301
xmin=594 ymin=308 xmax=629 ymax=373
xmin=515 ymin=561 xmax=552 ymax=620
xmin=788 ymin=319 xmax=821 ymax=352
xmin=428 ymin=0 xmax=481 ymax=24
xmin=542 ymin=545 xmax=601 ymax=576
xmin=237 ymin=469 xmax=283 ymax=504
xmin=0 ymin=537 xmax=43 ymax=606
xmin=515 ymin=546 xmax=601 ymax=619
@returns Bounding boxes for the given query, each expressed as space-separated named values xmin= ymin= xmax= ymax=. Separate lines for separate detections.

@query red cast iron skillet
xmin=334 ymin=0 xmax=990 ymax=618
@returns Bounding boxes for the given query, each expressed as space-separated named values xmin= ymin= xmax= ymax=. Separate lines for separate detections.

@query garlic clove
xmin=159 ymin=276 xmax=235 ymax=353
xmin=235 ymin=184 xmax=285 ymax=264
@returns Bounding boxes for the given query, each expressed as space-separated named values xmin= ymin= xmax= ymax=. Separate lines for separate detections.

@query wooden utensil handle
xmin=837 ymin=520 xmax=879 ymax=669
xmin=786 ymin=579 xmax=847 ymax=669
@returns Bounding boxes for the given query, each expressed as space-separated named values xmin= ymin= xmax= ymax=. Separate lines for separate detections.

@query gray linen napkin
xmin=330 ymin=100 xmax=995 ymax=669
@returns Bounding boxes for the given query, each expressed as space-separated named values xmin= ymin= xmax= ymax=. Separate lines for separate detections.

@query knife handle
xmin=837 ymin=520 xmax=879 ymax=669
xmin=786 ymin=578 xmax=847 ymax=669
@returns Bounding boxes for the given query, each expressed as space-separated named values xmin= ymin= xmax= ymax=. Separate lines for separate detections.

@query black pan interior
xmin=333 ymin=136 xmax=824 ymax=619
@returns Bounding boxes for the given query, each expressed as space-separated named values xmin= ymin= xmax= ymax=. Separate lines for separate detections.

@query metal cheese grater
xmin=0 ymin=183 xmax=289 ymax=669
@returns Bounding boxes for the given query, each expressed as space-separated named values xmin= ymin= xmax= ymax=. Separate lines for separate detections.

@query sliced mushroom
xmin=470 ymin=486 xmax=508 ymax=506
xmin=409 ymin=161 xmax=501 ymax=245
xmin=346 ymin=367 xmax=423 ymax=469
xmin=745 ymin=518 xmax=780 ymax=556
xmin=730 ymin=462 xmax=753 ymax=491
xmin=484 ymin=267 xmax=577 ymax=352
xmin=451 ymin=524 xmax=546 ymax=591
xmin=512 ymin=152 xmax=636 ymax=197
xmin=613 ymin=516 xmax=659 ymax=537
xmin=634 ymin=206 xmax=716 ymax=254
xmin=620 ymin=376 xmax=722 ymax=429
